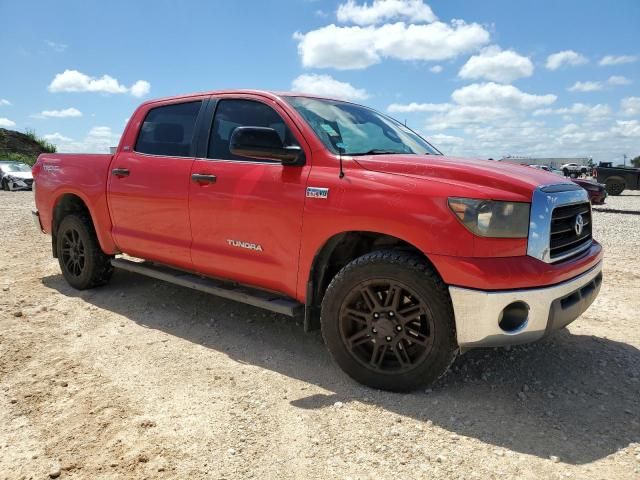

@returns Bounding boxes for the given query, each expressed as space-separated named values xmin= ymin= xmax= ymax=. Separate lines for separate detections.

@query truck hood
xmin=353 ymin=154 xmax=572 ymax=200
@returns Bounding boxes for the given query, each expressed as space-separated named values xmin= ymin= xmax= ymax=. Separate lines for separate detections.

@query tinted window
xmin=135 ymin=101 xmax=202 ymax=157
xmin=208 ymin=99 xmax=298 ymax=161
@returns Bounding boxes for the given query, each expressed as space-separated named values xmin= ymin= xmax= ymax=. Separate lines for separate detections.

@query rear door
xmin=108 ymin=98 xmax=207 ymax=270
xmin=188 ymin=96 xmax=311 ymax=297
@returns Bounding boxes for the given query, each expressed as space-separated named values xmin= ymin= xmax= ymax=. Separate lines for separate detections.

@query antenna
xmin=338 ymin=146 xmax=345 ymax=179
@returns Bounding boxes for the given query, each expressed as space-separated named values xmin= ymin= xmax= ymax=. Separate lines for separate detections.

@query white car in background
xmin=0 ymin=161 xmax=34 ymax=191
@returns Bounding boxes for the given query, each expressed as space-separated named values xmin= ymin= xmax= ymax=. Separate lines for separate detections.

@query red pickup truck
xmin=32 ymin=90 xmax=603 ymax=391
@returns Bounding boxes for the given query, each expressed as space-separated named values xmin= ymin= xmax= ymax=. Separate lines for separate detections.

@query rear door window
xmin=135 ymin=101 xmax=202 ymax=157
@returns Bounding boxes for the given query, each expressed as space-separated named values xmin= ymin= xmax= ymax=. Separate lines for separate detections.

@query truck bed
xmin=33 ymin=153 xmax=114 ymax=238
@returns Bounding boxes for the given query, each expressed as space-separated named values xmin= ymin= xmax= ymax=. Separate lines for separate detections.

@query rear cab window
xmin=135 ymin=101 xmax=202 ymax=157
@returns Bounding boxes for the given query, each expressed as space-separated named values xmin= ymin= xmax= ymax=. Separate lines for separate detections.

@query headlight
xmin=448 ymin=197 xmax=530 ymax=238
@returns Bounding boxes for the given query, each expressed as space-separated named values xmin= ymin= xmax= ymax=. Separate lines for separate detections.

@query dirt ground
xmin=1 ymin=190 xmax=639 ymax=479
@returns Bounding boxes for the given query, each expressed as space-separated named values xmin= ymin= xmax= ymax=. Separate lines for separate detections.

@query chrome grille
xmin=549 ymin=202 xmax=592 ymax=261
xmin=527 ymin=183 xmax=592 ymax=264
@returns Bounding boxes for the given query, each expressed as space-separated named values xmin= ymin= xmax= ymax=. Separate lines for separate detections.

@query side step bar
xmin=111 ymin=257 xmax=304 ymax=317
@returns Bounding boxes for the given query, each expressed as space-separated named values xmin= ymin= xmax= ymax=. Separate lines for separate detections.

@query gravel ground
xmin=1 ymin=190 xmax=639 ymax=479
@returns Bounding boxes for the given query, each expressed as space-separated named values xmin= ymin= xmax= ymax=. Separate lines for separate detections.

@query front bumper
xmin=449 ymin=261 xmax=602 ymax=349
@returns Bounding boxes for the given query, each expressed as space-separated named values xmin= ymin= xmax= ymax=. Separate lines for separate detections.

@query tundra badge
xmin=306 ymin=187 xmax=329 ymax=199
xmin=227 ymin=239 xmax=263 ymax=252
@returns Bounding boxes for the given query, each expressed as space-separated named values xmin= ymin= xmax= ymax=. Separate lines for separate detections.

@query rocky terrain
xmin=1 ymin=191 xmax=639 ymax=479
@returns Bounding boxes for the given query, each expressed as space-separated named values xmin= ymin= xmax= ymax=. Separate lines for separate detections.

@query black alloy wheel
xmin=321 ymin=251 xmax=457 ymax=391
xmin=61 ymin=227 xmax=86 ymax=277
xmin=339 ymin=279 xmax=435 ymax=373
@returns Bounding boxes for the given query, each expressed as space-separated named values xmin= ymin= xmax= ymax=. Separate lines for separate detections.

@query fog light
xmin=498 ymin=301 xmax=529 ymax=333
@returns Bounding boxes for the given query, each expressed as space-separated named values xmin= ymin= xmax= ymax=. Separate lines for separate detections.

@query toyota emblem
xmin=574 ymin=213 xmax=584 ymax=236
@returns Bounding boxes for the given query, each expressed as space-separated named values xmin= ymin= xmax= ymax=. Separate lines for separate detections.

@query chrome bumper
xmin=449 ymin=261 xmax=603 ymax=349
xmin=32 ymin=210 xmax=44 ymax=233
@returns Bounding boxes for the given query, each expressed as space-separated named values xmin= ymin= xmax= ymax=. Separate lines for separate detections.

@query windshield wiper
xmin=347 ymin=149 xmax=409 ymax=156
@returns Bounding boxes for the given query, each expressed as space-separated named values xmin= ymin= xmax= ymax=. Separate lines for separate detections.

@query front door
xmin=188 ymin=97 xmax=311 ymax=297
xmin=108 ymin=99 xmax=205 ymax=270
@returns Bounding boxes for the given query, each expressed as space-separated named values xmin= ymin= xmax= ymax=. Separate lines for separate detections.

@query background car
xmin=526 ymin=164 xmax=605 ymax=204
xmin=571 ymin=178 xmax=607 ymax=205
xmin=561 ymin=162 xmax=589 ymax=177
xmin=0 ymin=161 xmax=34 ymax=191
xmin=529 ymin=164 xmax=551 ymax=171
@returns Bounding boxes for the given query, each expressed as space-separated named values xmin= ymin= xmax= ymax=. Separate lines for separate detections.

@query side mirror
xmin=229 ymin=127 xmax=304 ymax=166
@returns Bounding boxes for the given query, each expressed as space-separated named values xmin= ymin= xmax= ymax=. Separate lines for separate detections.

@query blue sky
xmin=1 ymin=0 xmax=638 ymax=162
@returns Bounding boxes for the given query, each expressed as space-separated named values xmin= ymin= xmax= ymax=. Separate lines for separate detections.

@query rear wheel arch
xmin=304 ymin=231 xmax=441 ymax=331
xmin=52 ymin=194 xmax=95 ymax=258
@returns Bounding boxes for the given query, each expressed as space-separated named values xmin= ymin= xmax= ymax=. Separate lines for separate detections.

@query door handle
xmin=111 ymin=168 xmax=130 ymax=177
xmin=191 ymin=173 xmax=217 ymax=184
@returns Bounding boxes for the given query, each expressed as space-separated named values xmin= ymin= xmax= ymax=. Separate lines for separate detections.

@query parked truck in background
xmin=594 ymin=162 xmax=640 ymax=195
xmin=31 ymin=90 xmax=603 ymax=391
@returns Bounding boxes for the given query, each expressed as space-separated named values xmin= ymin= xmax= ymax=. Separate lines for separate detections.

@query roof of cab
xmin=137 ymin=89 xmax=348 ymax=107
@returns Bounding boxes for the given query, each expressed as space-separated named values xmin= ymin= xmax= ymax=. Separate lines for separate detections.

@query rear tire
xmin=56 ymin=214 xmax=113 ymax=289
xmin=321 ymin=251 xmax=457 ymax=392
xmin=605 ymin=179 xmax=625 ymax=196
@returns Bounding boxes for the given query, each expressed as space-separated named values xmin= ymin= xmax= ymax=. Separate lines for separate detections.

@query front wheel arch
xmin=304 ymin=231 xmax=438 ymax=332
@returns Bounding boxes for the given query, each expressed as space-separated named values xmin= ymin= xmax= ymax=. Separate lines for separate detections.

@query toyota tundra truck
xmin=32 ymin=90 xmax=603 ymax=391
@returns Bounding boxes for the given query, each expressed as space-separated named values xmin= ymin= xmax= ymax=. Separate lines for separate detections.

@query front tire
xmin=56 ymin=214 xmax=113 ymax=289
xmin=321 ymin=251 xmax=457 ymax=392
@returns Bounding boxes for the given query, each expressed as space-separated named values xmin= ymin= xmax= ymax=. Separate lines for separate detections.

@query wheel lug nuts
xmin=385 ymin=336 xmax=392 ymax=342
xmin=373 ymin=313 xmax=380 ymax=319
xmin=396 ymin=325 xmax=402 ymax=331
xmin=389 ymin=312 xmax=395 ymax=317
xmin=372 ymin=328 xmax=377 ymax=334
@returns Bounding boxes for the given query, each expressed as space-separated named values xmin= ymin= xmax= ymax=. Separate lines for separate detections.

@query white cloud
xmin=459 ymin=46 xmax=533 ymax=83
xmin=620 ymin=97 xmax=640 ymax=117
xmin=607 ymin=75 xmax=632 ymax=86
xmin=429 ymin=65 xmax=443 ymax=73
xmin=426 ymin=105 xmax=514 ymax=130
xmin=599 ymin=55 xmax=638 ymax=66
xmin=389 ymin=83 xmax=556 ymax=130
xmin=532 ymin=103 xmax=611 ymax=121
xmin=388 ymin=102 xmax=450 ymax=113
xmin=130 ymin=80 xmax=151 ymax=98
xmin=48 ymin=69 xmax=151 ymax=97
xmin=0 ymin=118 xmax=16 ymax=127
xmin=451 ymin=82 xmax=556 ymax=109
xmin=0 ymin=99 xmax=10 ymax=106
xmin=610 ymin=120 xmax=640 ymax=138
xmin=545 ymin=50 xmax=588 ymax=70
xmin=45 ymin=40 xmax=68 ymax=52
xmin=337 ymin=0 xmax=437 ymax=25
xmin=43 ymin=133 xmax=72 ymax=142
xmin=291 ymin=74 xmax=369 ymax=100
xmin=34 ymin=107 xmax=83 ymax=119
xmin=54 ymin=126 xmax=121 ymax=153
xmin=428 ymin=133 xmax=464 ymax=146
xmin=294 ymin=20 xmax=490 ymax=70
xmin=49 ymin=69 xmax=127 ymax=94
xmin=568 ymin=81 xmax=603 ymax=92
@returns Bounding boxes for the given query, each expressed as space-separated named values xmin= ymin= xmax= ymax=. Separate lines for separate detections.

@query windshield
xmin=2 ymin=163 xmax=31 ymax=172
xmin=284 ymin=97 xmax=441 ymax=156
